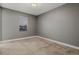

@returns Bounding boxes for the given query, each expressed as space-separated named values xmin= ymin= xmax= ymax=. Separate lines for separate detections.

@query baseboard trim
xmin=36 ymin=36 xmax=79 ymax=50
xmin=0 ymin=35 xmax=79 ymax=50
xmin=0 ymin=36 xmax=38 ymax=43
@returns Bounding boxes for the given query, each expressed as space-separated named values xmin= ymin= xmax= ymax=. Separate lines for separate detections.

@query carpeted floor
xmin=0 ymin=37 xmax=79 ymax=55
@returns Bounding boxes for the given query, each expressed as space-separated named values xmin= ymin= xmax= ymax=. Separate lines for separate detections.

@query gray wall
xmin=2 ymin=8 xmax=36 ymax=40
xmin=1 ymin=3 xmax=79 ymax=47
xmin=37 ymin=4 xmax=79 ymax=47
xmin=0 ymin=7 xmax=2 ymax=41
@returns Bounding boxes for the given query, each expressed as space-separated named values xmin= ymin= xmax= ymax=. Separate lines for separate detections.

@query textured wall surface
xmin=37 ymin=4 xmax=79 ymax=47
xmin=2 ymin=8 xmax=36 ymax=40
xmin=0 ymin=7 xmax=2 ymax=41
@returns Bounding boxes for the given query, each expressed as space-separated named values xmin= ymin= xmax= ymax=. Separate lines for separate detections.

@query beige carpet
xmin=0 ymin=37 xmax=79 ymax=55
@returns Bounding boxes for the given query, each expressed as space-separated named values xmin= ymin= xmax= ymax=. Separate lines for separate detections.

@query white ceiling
xmin=0 ymin=3 xmax=65 ymax=16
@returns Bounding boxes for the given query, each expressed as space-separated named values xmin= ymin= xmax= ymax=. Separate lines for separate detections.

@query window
xmin=19 ymin=16 xmax=28 ymax=31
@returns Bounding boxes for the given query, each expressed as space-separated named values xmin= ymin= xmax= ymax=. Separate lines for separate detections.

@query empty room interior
xmin=0 ymin=3 xmax=79 ymax=55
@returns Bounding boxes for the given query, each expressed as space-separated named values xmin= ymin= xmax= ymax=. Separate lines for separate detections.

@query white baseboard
xmin=36 ymin=36 xmax=79 ymax=50
xmin=0 ymin=35 xmax=79 ymax=50
xmin=0 ymin=36 xmax=38 ymax=43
